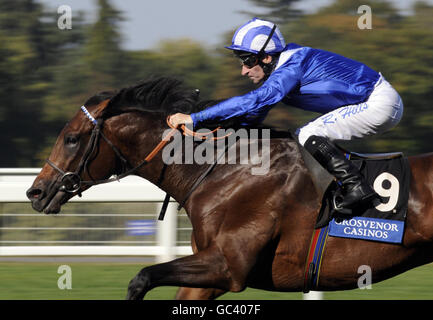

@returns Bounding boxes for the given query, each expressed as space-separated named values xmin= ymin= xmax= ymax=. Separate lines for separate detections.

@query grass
xmin=0 ymin=262 xmax=432 ymax=300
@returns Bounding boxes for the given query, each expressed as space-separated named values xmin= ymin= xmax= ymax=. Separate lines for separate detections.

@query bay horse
xmin=27 ymin=77 xmax=433 ymax=300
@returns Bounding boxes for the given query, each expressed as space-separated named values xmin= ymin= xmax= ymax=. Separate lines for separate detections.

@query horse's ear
xmin=95 ymin=99 xmax=111 ymax=115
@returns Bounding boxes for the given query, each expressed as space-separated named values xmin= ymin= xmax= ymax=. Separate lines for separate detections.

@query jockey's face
xmin=241 ymin=55 xmax=272 ymax=84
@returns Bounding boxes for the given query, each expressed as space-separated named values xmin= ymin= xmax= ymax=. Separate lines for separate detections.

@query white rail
xmin=0 ymin=168 xmax=193 ymax=262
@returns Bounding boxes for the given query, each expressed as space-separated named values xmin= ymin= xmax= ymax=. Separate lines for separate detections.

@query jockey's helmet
xmin=225 ymin=18 xmax=286 ymax=55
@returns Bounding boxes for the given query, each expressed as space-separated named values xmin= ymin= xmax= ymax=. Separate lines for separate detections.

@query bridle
xmin=46 ymin=106 xmax=178 ymax=195
xmin=46 ymin=105 xmax=230 ymax=196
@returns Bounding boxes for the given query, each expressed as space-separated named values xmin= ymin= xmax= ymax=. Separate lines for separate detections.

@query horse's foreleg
xmin=126 ymin=245 xmax=236 ymax=300
xmin=172 ymin=227 xmax=227 ymax=300
xmin=175 ymin=287 xmax=226 ymax=300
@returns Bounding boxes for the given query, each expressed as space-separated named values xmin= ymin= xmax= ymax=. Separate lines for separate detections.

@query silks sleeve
xmin=190 ymin=63 xmax=301 ymax=127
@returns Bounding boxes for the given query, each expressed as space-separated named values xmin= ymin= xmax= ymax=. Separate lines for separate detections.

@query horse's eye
xmin=65 ymin=135 xmax=79 ymax=147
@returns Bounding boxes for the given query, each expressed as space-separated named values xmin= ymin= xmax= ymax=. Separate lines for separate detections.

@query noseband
xmin=46 ymin=106 xmax=178 ymax=195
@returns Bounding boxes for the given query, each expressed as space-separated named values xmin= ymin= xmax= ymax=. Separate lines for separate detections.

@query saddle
xmin=298 ymin=142 xmax=408 ymax=229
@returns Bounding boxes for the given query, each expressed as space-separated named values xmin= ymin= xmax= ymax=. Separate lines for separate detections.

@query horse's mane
xmin=84 ymin=76 xmax=293 ymax=137
xmin=84 ymin=76 xmax=230 ymax=128
xmin=88 ymin=77 xmax=205 ymax=119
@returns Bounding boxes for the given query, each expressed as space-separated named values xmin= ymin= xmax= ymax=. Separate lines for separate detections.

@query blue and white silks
xmin=190 ymin=43 xmax=380 ymax=128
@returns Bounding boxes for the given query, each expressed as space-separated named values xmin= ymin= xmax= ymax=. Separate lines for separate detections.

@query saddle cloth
xmin=300 ymin=145 xmax=411 ymax=244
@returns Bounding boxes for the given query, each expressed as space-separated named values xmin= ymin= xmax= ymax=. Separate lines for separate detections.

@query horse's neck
xmin=110 ymin=114 xmax=308 ymax=209
xmin=148 ymin=136 xmax=306 ymax=208
xmin=148 ymin=138 xmax=225 ymax=205
xmin=156 ymin=162 xmax=208 ymax=203
xmin=122 ymin=132 xmax=206 ymax=204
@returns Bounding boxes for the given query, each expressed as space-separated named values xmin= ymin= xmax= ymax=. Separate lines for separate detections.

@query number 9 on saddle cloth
xmin=299 ymin=143 xmax=410 ymax=244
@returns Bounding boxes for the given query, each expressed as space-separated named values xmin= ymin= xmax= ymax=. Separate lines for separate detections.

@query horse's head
xmin=26 ymin=95 xmax=119 ymax=214
xmin=27 ymin=77 xmax=208 ymax=214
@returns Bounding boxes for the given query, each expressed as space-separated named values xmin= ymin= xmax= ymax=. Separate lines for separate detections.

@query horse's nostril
xmin=26 ymin=188 xmax=43 ymax=200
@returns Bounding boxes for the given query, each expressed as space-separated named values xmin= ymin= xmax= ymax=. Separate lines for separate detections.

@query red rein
xmin=166 ymin=116 xmax=232 ymax=141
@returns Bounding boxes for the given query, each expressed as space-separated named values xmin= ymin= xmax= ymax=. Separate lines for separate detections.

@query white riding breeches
xmin=296 ymin=74 xmax=403 ymax=146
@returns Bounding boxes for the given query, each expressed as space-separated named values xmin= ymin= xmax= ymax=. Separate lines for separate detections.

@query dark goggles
xmin=234 ymin=51 xmax=260 ymax=68
xmin=233 ymin=24 xmax=277 ymax=69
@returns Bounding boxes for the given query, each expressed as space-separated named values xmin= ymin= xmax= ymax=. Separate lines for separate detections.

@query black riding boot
xmin=304 ymin=135 xmax=377 ymax=209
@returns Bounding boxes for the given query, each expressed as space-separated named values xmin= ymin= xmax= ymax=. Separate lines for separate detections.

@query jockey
xmin=169 ymin=17 xmax=403 ymax=210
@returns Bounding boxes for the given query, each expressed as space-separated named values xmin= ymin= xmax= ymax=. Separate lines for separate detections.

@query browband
xmin=81 ymin=106 xmax=97 ymax=125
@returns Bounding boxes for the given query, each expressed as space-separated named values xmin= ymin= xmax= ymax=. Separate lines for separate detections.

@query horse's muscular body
xmin=27 ymin=78 xmax=433 ymax=299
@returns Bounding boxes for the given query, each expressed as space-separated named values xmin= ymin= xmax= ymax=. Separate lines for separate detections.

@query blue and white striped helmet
xmin=225 ymin=18 xmax=286 ymax=55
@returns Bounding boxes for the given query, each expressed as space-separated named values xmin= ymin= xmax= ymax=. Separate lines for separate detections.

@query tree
xmin=0 ymin=0 xmax=88 ymax=166
xmin=241 ymin=0 xmax=302 ymax=24
xmin=151 ymin=39 xmax=219 ymax=100
xmin=38 ymin=0 xmax=127 ymax=164
xmin=83 ymin=0 xmax=126 ymax=91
